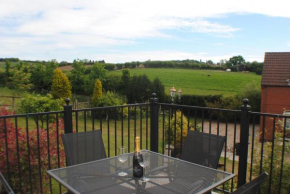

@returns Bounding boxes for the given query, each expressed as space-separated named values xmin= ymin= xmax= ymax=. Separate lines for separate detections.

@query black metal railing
xmin=0 ymin=94 xmax=289 ymax=193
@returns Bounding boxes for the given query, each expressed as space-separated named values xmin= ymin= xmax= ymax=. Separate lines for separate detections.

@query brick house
xmin=260 ymin=52 xmax=290 ymax=140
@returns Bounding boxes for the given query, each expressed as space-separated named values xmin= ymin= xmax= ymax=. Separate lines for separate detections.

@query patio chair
xmin=231 ymin=172 xmax=268 ymax=194
xmin=180 ymin=131 xmax=226 ymax=169
xmin=61 ymin=130 xmax=135 ymax=194
xmin=61 ymin=130 xmax=107 ymax=166
xmin=0 ymin=172 xmax=14 ymax=194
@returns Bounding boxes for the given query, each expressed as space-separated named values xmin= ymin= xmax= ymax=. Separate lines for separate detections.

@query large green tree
xmin=152 ymin=77 xmax=166 ymax=102
xmin=4 ymin=60 xmax=12 ymax=84
xmin=30 ymin=61 xmax=59 ymax=91
xmin=127 ymin=75 xmax=152 ymax=103
xmin=83 ymin=62 xmax=107 ymax=95
xmin=10 ymin=67 xmax=33 ymax=92
xmin=70 ymin=60 xmax=86 ymax=94
xmin=228 ymin=55 xmax=245 ymax=66
xmin=121 ymin=69 xmax=131 ymax=96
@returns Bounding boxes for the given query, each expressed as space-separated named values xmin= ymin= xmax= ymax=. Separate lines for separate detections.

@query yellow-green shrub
xmin=51 ymin=68 xmax=72 ymax=100
xmin=92 ymin=79 xmax=103 ymax=105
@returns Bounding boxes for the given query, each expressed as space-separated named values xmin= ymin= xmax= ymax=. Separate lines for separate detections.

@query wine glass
xmin=118 ymin=146 xmax=128 ymax=176
xmin=139 ymin=150 xmax=150 ymax=182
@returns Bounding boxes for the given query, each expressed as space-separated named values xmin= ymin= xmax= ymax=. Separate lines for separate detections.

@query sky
xmin=0 ymin=0 xmax=290 ymax=63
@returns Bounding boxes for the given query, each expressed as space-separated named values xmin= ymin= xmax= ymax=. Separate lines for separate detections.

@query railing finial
xmin=243 ymin=98 xmax=248 ymax=107
xmin=65 ymin=98 xmax=70 ymax=106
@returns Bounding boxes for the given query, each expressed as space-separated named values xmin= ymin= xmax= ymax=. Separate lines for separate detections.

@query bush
xmin=206 ymin=96 xmax=241 ymax=121
xmin=92 ymin=79 xmax=103 ymax=106
xmin=0 ymin=108 xmax=65 ymax=193
xmin=102 ymin=74 xmax=122 ymax=93
xmin=51 ymin=68 xmax=72 ymax=100
xmin=104 ymin=64 xmax=115 ymax=71
xmin=19 ymin=93 xmax=63 ymax=127
xmin=179 ymin=94 xmax=222 ymax=107
xmin=252 ymin=127 xmax=290 ymax=193
xmin=165 ymin=110 xmax=194 ymax=157
xmin=95 ymin=92 xmax=126 ymax=118
xmin=238 ymin=82 xmax=260 ymax=112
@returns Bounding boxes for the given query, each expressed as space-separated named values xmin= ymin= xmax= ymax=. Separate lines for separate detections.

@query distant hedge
xmin=177 ymin=94 xmax=222 ymax=107
xmin=158 ymin=94 xmax=223 ymax=118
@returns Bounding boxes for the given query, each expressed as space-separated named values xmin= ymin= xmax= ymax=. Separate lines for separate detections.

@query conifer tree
xmin=92 ymin=79 xmax=103 ymax=105
xmin=51 ymin=68 xmax=72 ymax=100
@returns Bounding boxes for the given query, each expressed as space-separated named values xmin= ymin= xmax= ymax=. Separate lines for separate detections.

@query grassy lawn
xmin=109 ymin=68 xmax=261 ymax=96
xmin=0 ymin=85 xmax=23 ymax=110
xmin=0 ymin=61 xmax=20 ymax=69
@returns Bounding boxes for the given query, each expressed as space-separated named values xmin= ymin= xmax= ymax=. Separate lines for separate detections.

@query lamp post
xmin=170 ymin=86 xmax=176 ymax=104
xmin=177 ymin=88 xmax=182 ymax=102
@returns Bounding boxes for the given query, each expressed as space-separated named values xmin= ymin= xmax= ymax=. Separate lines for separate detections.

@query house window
xmin=283 ymin=111 xmax=290 ymax=129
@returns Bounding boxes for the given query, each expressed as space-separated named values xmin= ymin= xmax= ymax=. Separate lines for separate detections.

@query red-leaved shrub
xmin=0 ymin=108 xmax=65 ymax=193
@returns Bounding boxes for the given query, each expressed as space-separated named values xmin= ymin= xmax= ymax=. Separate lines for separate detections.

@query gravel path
xmin=198 ymin=121 xmax=260 ymax=153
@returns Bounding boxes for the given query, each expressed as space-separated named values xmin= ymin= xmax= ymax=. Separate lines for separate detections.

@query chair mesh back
xmin=0 ymin=172 xmax=14 ymax=194
xmin=61 ymin=130 xmax=107 ymax=166
xmin=231 ymin=172 xmax=268 ymax=194
xmin=180 ymin=131 xmax=226 ymax=169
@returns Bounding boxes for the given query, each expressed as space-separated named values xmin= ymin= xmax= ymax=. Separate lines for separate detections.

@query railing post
xmin=150 ymin=93 xmax=159 ymax=152
xmin=63 ymin=98 xmax=73 ymax=134
xmin=237 ymin=98 xmax=251 ymax=187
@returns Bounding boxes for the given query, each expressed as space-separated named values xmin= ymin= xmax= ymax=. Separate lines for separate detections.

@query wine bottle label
xmin=133 ymin=137 xmax=143 ymax=177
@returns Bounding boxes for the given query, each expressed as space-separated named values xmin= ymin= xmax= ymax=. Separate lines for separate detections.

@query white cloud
xmin=0 ymin=0 xmax=288 ymax=61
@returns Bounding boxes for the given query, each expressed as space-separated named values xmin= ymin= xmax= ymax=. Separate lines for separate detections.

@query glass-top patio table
xmin=47 ymin=150 xmax=235 ymax=194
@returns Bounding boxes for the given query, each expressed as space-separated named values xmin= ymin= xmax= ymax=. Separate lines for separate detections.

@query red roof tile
xmin=261 ymin=52 xmax=290 ymax=86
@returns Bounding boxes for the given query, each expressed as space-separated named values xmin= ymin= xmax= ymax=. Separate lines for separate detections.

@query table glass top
xmin=47 ymin=151 xmax=235 ymax=194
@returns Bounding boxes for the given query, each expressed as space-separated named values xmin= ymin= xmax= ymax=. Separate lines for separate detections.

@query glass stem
xmin=122 ymin=162 xmax=124 ymax=172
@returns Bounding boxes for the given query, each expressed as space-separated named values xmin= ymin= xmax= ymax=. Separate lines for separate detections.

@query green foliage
xmin=165 ymin=110 xmax=193 ymax=156
xmin=51 ymin=68 xmax=72 ymax=100
xmin=89 ymin=62 xmax=107 ymax=80
xmin=252 ymin=128 xmax=290 ymax=194
xmin=4 ymin=60 xmax=12 ymax=84
xmin=142 ymin=60 xmax=222 ymax=70
xmin=19 ymin=93 xmax=63 ymax=127
xmin=104 ymin=63 xmax=115 ymax=71
xmin=152 ymin=78 xmax=166 ymax=102
xmin=95 ymin=91 xmax=126 ymax=118
xmin=9 ymin=67 xmax=33 ymax=92
xmin=83 ymin=62 xmax=107 ymax=95
xmin=228 ymin=55 xmax=245 ymax=66
xmin=0 ymin=109 xmax=65 ymax=193
xmin=102 ymin=74 xmax=122 ymax=92
xmin=30 ymin=61 xmax=59 ymax=91
xmin=206 ymin=96 xmax=241 ymax=121
xmin=43 ymin=60 xmax=59 ymax=90
xmin=116 ymin=64 xmax=123 ymax=70
xmin=96 ymin=91 xmax=125 ymax=108
xmin=246 ymin=61 xmax=264 ymax=75
xmin=127 ymin=75 xmax=152 ymax=103
xmin=238 ymin=82 xmax=261 ymax=112
xmin=0 ymin=58 xmax=19 ymax=62
xmin=180 ymin=94 xmax=222 ymax=107
xmin=92 ymin=79 xmax=103 ymax=106
xmin=0 ymin=69 xmax=5 ymax=84
xmin=70 ymin=60 xmax=86 ymax=94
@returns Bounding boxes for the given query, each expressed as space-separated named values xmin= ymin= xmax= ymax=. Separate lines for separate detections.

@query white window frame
xmin=283 ymin=111 xmax=290 ymax=129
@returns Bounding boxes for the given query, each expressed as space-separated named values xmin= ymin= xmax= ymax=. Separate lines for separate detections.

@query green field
xmin=0 ymin=61 xmax=20 ymax=69
xmin=109 ymin=68 xmax=261 ymax=96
